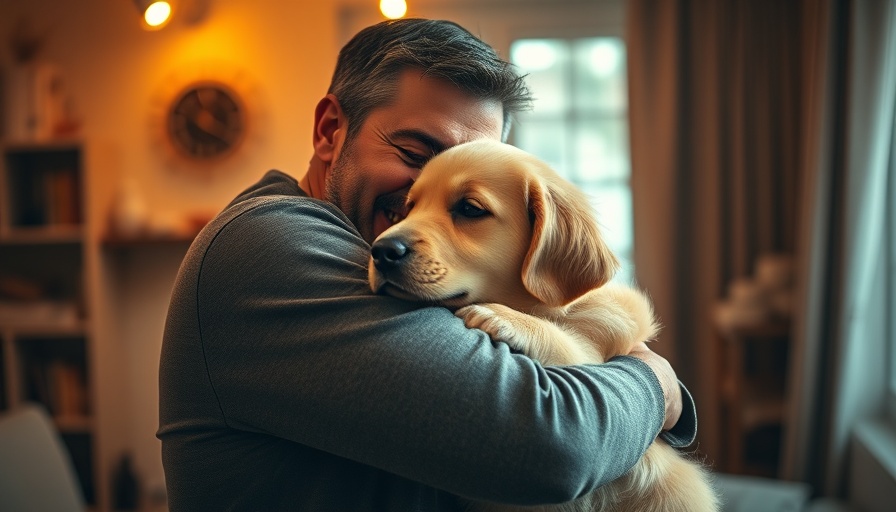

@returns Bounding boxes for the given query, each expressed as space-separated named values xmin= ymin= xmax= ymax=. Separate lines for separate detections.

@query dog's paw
xmin=456 ymin=303 xmax=529 ymax=352
xmin=457 ymin=304 xmax=588 ymax=365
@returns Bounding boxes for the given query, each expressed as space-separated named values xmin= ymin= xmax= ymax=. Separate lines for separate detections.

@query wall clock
xmin=167 ymin=81 xmax=246 ymax=160
xmin=149 ymin=62 xmax=263 ymax=173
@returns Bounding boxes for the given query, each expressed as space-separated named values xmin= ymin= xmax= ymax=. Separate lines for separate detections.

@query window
xmin=888 ymin=118 xmax=896 ymax=421
xmin=510 ymin=37 xmax=635 ymax=284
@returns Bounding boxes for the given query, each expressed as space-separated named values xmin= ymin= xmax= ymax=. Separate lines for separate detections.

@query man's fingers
xmin=626 ymin=343 xmax=683 ymax=431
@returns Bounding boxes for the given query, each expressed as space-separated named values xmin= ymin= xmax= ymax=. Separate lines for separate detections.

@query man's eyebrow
xmin=388 ymin=129 xmax=448 ymax=156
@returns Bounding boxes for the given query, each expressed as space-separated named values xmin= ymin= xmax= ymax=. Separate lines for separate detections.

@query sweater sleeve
xmin=194 ymin=196 xmax=672 ymax=506
xmin=611 ymin=356 xmax=699 ymax=448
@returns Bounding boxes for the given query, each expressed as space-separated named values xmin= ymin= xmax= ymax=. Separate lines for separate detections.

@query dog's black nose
xmin=371 ymin=237 xmax=410 ymax=270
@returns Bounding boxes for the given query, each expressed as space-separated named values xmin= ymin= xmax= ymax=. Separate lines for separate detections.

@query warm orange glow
xmin=144 ymin=1 xmax=172 ymax=28
xmin=379 ymin=0 xmax=407 ymax=19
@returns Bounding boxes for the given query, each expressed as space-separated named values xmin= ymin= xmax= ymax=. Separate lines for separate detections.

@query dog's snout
xmin=371 ymin=237 xmax=410 ymax=270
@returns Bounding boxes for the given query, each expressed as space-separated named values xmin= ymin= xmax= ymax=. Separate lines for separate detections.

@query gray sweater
xmin=158 ymin=170 xmax=697 ymax=511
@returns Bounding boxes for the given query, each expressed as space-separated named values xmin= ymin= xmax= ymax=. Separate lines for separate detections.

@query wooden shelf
xmin=2 ymin=139 xmax=83 ymax=152
xmin=739 ymin=386 xmax=786 ymax=429
xmin=716 ymin=320 xmax=790 ymax=339
xmin=0 ymin=225 xmax=84 ymax=245
xmin=1 ymin=320 xmax=88 ymax=337
xmin=55 ymin=414 xmax=93 ymax=433
xmin=1 ymin=142 xmax=97 ymax=507
xmin=101 ymin=231 xmax=199 ymax=249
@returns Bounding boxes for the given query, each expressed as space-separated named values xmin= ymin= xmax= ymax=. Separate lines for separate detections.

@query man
xmin=158 ymin=18 xmax=697 ymax=511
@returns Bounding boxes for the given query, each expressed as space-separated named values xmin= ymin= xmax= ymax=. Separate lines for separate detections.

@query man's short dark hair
xmin=328 ymin=18 xmax=532 ymax=142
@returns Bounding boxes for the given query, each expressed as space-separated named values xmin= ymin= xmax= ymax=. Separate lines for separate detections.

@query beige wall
xmin=0 ymin=0 xmax=342 ymax=503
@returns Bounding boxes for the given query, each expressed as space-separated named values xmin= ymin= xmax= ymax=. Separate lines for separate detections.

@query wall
xmin=0 ymin=0 xmax=338 ymax=504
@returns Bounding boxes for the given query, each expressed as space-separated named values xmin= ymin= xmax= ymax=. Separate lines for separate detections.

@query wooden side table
xmin=716 ymin=321 xmax=792 ymax=477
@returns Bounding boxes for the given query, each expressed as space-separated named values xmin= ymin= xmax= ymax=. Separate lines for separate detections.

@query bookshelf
xmin=0 ymin=141 xmax=98 ymax=507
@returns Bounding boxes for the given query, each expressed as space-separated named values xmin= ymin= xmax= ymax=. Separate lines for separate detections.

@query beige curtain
xmin=625 ymin=0 xmax=821 ymax=466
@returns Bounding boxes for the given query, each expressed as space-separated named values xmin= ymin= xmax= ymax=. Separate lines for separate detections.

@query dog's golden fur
xmin=368 ymin=139 xmax=719 ymax=512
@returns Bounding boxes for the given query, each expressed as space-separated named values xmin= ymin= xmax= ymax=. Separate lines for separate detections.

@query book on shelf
xmin=28 ymin=359 xmax=89 ymax=420
xmin=44 ymin=167 xmax=82 ymax=226
xmin=10 ymin=166 xmax=81 ymax=228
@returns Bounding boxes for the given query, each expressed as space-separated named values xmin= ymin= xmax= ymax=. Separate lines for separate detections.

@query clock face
xmin=167 ymin=82 xmax=246 ymax=160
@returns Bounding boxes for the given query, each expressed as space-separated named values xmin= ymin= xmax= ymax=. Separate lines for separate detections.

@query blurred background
xmin=0 ymin=0 xmax=893 ymax=511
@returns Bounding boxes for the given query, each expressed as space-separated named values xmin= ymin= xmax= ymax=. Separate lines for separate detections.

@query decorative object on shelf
xmin=149 ymin=61 xmax=263 ymax=174
xmin=4 ymin=20 xmax=80 ymax=141
xmin=714 ymin=253 xmax=795 ymax=332
xmin=104 ymin=179 xmax=211 ymax=245
xmin=108 ymin=178 xmax=149 ymax=239
xmin=112 ymin=453 xmax=140 ymax=510
xmin=8 ymin=18 xmax=46 ymax=63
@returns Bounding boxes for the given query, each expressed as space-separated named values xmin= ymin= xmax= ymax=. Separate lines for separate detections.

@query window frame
xmin=887 ymin=106 xmax=896 ymax=424
xmin=507 ymin=34 xmax=635 ymax=284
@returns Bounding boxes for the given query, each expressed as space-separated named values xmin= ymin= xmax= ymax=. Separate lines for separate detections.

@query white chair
xmin=0 ymin=403 xmax=86 ymax=512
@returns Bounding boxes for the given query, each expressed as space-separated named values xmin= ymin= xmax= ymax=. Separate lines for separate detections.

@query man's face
xmin=325 ymin=69 xmax=504 ymax=244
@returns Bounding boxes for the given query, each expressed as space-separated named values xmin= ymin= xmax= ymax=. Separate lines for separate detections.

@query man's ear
xmin=313 ymin=94 xmax=347 ymax=165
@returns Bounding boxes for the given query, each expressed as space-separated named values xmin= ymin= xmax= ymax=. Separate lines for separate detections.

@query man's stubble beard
xmin=324 ymin=138 xmax=372 ymax=243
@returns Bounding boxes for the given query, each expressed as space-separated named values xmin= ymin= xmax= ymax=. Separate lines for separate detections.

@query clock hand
xmin=192 ymin=108 xmax=234 ymax=142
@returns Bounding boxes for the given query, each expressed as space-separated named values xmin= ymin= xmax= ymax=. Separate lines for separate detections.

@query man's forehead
xmin=381 ymin=70 xmax=504 ymax=143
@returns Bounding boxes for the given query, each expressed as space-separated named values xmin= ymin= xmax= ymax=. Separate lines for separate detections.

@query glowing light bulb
xmin=380 ymin=0 xmax=407 ymax=19
xmin=144 ymin=1 xmax=172 ymax=28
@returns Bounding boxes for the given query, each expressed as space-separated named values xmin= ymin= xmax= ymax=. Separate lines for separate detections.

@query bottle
xmin=111 ymin=178 xmax=148 ymax=238
xmin=112 ymin=453 xmax=139 ymax=511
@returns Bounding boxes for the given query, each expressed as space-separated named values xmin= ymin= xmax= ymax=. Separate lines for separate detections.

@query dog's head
xmin=368 ymin=139 xmax=619 ymax=309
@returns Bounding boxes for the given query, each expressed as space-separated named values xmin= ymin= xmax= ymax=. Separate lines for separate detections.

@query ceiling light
xmin=380 ymin=0 xmax=407 ymax=19
xmin=135 ymin=0 xmax=173 ymax=30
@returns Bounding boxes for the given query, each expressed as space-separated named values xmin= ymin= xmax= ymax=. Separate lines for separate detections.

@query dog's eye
xmin=454 ymin=199 xmax=488 ymax=218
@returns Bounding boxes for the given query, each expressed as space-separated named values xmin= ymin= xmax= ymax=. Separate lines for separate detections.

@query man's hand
xmin=626 ymin=342 xmax=683 ymax=431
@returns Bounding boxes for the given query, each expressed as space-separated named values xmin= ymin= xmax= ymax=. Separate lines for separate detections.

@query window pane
xmin=590 ymin=185 xmax=635 ymax=285
xmin=574 ymin=38 xmax=627 ymax=113
xmin=513 ymin=120 xmax=569 ymax=175
xmin=888 ymin=132 xmax=896 ymax=414
xmin=574 ymin=118 xmax=630 ymax=183
xmin=511 ymin=39 xmax=569 ymax=115
xmin=588 ymin=184 xmax=633 ymax=255
xmin=512 ymin=35 xmax=634 ymax=284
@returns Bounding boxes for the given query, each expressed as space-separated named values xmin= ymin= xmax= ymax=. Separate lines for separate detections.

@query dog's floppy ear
xmin=522 ymin=174 xmax=620 ymax=307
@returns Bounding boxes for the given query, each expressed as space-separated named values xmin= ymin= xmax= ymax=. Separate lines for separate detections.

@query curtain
xmin=782 ymin=0 xmax=896 ymax=498
xmin=627 ymin=0 xmax=896 ymax=499
xmin=625 ymin=0 xmax=812 ymax=465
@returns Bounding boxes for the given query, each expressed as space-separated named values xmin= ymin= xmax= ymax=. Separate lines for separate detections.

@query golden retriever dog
xmin=368 ymin=139 xmax=719 ymax=512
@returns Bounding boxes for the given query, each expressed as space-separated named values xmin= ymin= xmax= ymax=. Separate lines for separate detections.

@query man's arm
xmin=194 ymin=197 xmax=681 ymax=505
